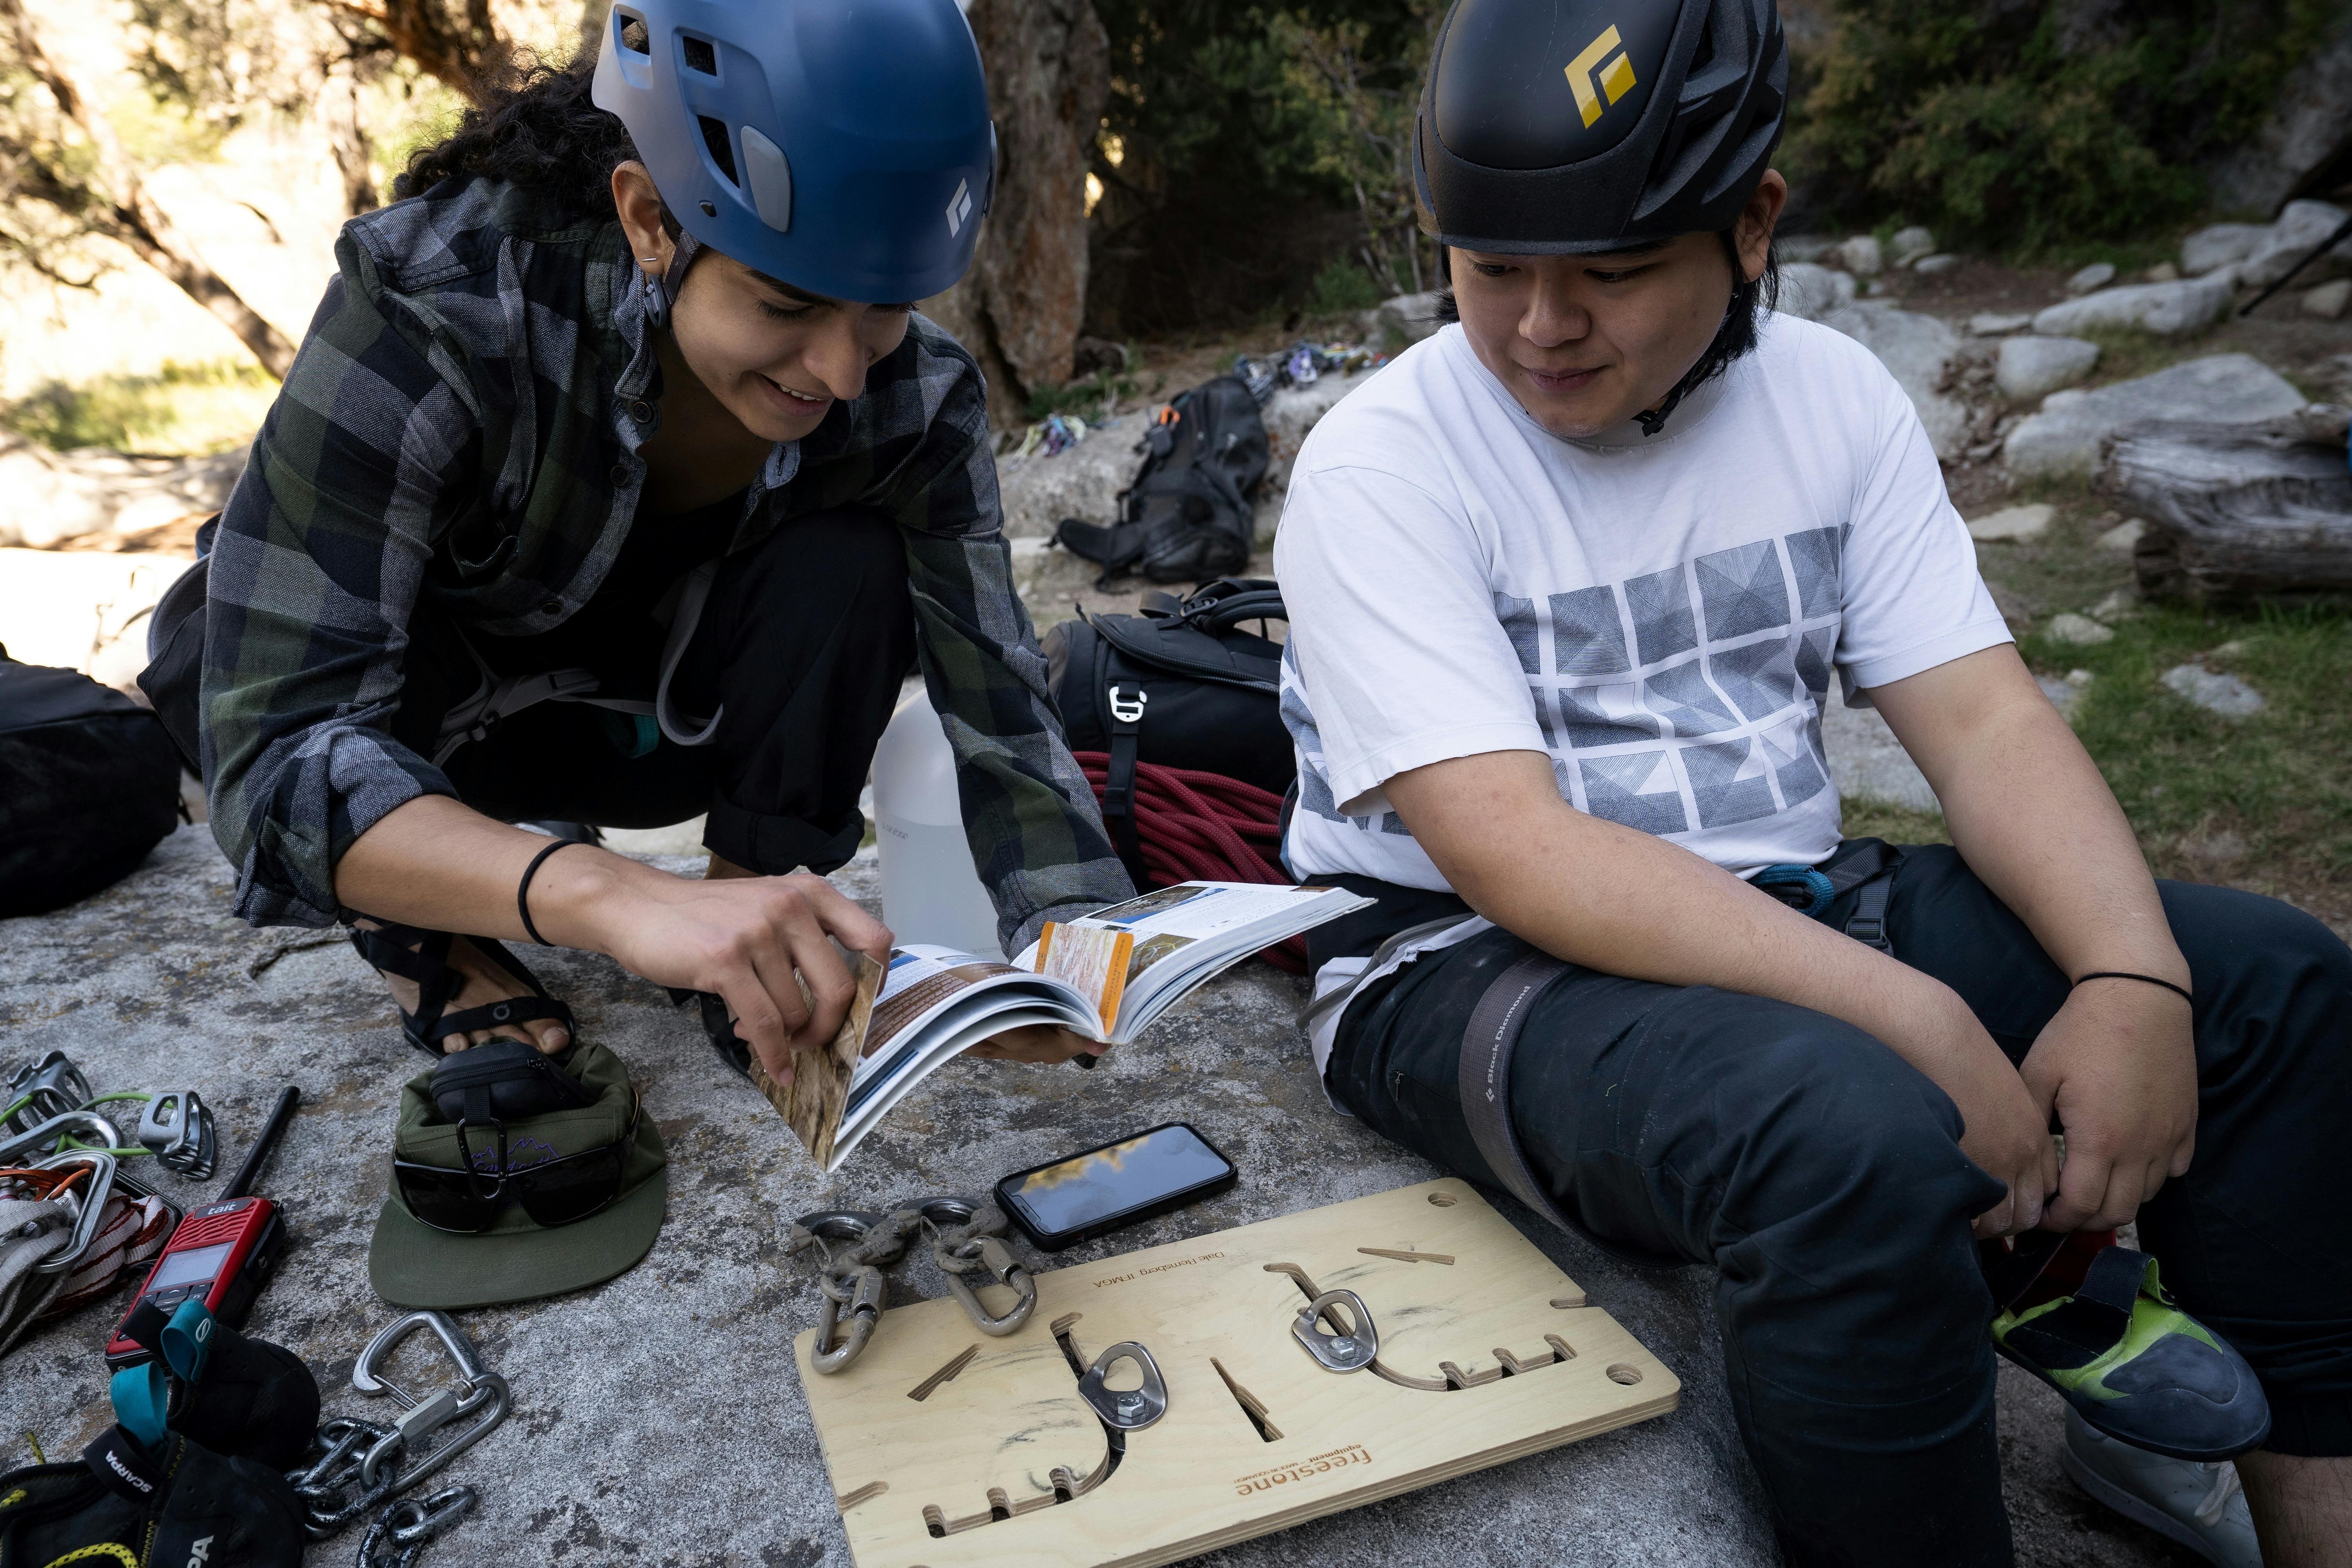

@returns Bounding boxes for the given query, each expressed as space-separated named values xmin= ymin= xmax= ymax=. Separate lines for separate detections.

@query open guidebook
xmin=752 ymin=880 xmax=1374 ymax=1171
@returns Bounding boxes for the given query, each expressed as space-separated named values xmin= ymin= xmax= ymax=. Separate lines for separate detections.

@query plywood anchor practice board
xmin=795 ymin=1178 xmax=1679 ymax=1568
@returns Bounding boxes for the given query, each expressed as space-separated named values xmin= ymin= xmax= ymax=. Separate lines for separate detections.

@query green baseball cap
xmin=368 ymin=1040 xmax=667 ymax=1309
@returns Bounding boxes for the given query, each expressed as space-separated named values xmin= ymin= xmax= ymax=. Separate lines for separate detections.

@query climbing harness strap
xmin=1455 ymin=951 xmax=1576 ymax=1234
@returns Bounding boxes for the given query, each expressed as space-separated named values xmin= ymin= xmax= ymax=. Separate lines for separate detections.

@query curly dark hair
xmin=393 ymin=51 xmax=650 ymax=220
xmin=1432 ymin=232 xmax=1780 ymax=436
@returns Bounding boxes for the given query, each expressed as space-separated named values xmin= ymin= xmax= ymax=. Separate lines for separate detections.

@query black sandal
xmin=666 ymin=988 xmax=754 ymax=1080
xmin=348 ymin=920 xmax=578 ymax=1058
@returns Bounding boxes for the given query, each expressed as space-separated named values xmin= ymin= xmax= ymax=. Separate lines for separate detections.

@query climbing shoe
xmin=0 ymin=1425 xmax=305 ymax=1566
xmin=1993 ymin=1245 xmax=2270 ymax=1461
xmin=2061 ymin=1408 xmax=2262 ymax=1568
xmin=112 ymin=1294 xmax=321 ymax=1471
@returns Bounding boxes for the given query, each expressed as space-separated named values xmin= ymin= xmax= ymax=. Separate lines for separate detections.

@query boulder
xmin=1819 ymin=302 xmax=1969 ymax=459
xmin=1776 ymin=234 xmax=1839 ymax=264
xmin=2180 ymin=223 xmax=2271 ymax=277
xmin=2144 ymin=263 xmax=2180 ymax=283
xmin=1966 ymin=504 xmax=2053 ymax=543
xmin=2043 ymin=612 xmax=2114 ymax=646
xmin=1995 ymin=336 xmax=2100 ymax=401
xmin=1889 ymin=227 xmax=1936 ymax=267
xmin=2161 ymin=664 xmax=2265 ymax=718
xmin=1820 ymin=681 xmax=1936 ymax=811
xmin=1835 ymin=234 xmax=1884 ymax=276
xmin=2065 ymin=262 xmax=2117 ymax=296
xmin=2103 ymin=413 xmax=2352 ymax=604
xmin=0 ymin=437 xmax=244 ymax=550
xmin=1376 ymin=292 xmax=1445 ymax=345
xmin=2304 ymin=279 xmax=2352 ymax=320
xmin=2029 ymin=272 xmax=2236 ymax=338
xmin=2203 ymin=10 xmax=2352 ymax=216
xmin=2238 ymin=201 xmax=2352 ymax=292
xmin=2094 ymin=518 xmax=2147 ymax=552
xmin=2003 ymin=355 xmax=2307 ymax=481
xmin=1773 ymin=263 xmax=1858 ymax=322
xmin=0 ymin=546 xmax=192 ymax=688
xmin=1968 ymin=312 xmax=2034 ymax=337
xmin=1911 ymin=254 xmax=1962 ymax=276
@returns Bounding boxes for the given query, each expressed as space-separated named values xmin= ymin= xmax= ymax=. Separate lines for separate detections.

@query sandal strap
xmin=427 ymin=994 xmax=577 ymax=1046
xmin=345 ymin=921 xmax=572 ymax=1057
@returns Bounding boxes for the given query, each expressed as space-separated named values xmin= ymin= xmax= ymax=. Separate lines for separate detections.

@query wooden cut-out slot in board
xmin=795 ymin=1178 xmax=1676 ymax=1568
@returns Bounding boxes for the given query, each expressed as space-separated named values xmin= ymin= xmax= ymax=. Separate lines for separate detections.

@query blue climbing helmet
xmin=591 ymin=0 xmax=995 ymax=305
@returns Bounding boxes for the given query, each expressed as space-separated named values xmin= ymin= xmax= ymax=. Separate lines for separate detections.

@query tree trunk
xmin=2102 ymin=409 xmax=2352 ymax=603
xmin=922 ymin=0 xmax=1110 ymax=428
xmin=0 ymin=0 xmax=298 ymax=378
xmin=319 ymin=0 xmax=508 ymax=107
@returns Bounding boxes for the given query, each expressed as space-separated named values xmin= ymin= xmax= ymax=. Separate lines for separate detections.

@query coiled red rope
xmin=1069 ymin=751 xmax=1305 ymax=974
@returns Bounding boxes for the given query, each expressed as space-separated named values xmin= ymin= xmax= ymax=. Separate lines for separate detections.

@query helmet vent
xmin=681 ymin=36 xmax=717 ymax=75
xmin=616 ymin=12 xmax=648 ymax=54
xmin=698 ymin=116 xmax=739 ymax=186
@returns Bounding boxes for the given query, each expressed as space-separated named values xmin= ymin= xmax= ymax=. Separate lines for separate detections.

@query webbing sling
xmin=1456 ymin=951 xmax=1577 ymax=1233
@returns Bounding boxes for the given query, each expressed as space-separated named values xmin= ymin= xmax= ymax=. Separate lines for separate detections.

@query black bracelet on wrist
xmin=2073 ymin=970 xmax=2194 ymax=1007
xmin=517 ymin=837 xmax=589 ymax=947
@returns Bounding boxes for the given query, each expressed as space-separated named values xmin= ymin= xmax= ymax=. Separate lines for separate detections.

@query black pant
xmin=388 ymin=505 xmax=915 ymax=875
xmin=1325 ymin=846 xmax=2352 ymax=1567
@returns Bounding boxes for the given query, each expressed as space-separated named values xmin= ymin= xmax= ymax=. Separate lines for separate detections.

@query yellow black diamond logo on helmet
xmin=1566 ymin=26 xmax=1638 ymax=128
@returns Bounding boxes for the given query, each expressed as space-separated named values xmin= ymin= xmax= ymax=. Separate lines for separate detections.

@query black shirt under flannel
xmin=200 ymin=177 xmax=1127 ymax=948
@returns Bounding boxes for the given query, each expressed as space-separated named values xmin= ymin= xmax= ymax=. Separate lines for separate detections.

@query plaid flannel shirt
xmin=201 ymin=176 xmax=1127 ymax=947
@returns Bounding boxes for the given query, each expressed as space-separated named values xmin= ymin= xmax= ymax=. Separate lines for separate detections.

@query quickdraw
xmin=288 ymin=1313 xmax=509 ymax=1540
xmin=356 ymin=1484 xmax=476 ymax=1568
xmin=786 ymin=1196 xmax=1038 ymax=1372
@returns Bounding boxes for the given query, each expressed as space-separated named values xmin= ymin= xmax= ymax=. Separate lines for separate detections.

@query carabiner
xmin=811 ymin=1264 xmax=887 ymax=1374
xmin=942 ymin=1236 xmax=1036 ymax=1337
xmin=2 ymin=1051 xmax=90 ymax=1136
xmin=27 ymin=1149 xmax=116 ymax=1275
xmin=0 ymin=1109 xmax=125 ymax=1166
xmin=352 ymin=1312 xmax=510 ymax=1493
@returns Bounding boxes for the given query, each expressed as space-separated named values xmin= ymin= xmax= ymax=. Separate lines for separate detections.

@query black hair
xmin=394 ymin=51 xmax=660 ymax=227
xmin=1431 ymin=230 xmax=1779 ymax=436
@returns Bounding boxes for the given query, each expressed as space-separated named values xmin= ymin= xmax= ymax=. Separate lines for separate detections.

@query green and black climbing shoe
xmin=0 ymin=1425 xmax=305 ymax=1566
xmin=1993 ymin=1245 xmax=2270 ymax=1461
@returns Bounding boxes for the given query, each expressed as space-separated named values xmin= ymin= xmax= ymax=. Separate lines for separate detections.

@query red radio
xmin=104 ymin=1087 xmax=297 ymax=1370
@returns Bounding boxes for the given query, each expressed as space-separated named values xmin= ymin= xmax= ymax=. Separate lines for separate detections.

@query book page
xmin=747 ymin=951 xmax=886 ymax=1171
xmin=1032 ymin=922 xmax=1134 ymax=1033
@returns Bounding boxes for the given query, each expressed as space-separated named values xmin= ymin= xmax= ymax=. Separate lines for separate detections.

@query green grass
xmin=2016 ymin=601 xmax=2352 ymax=891
xmin=1840 ymin=799 xmax=1950 ymax=847
xmin=1024 ymin=369 xmax=1141 ymax=423
xmin=2 ymin=359 xmax=276 ymax=454
xmin=1306 ymin=256 xmax=1388 ymax=317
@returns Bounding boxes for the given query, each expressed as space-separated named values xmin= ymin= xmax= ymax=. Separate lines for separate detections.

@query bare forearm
xmin=1874 ymin=649 xmax=2187 ymax=988
xmin=331 ymin=795 xmax=653 ymax=953
xmin=1389 ymin=753 xmax=1974 ymax=1058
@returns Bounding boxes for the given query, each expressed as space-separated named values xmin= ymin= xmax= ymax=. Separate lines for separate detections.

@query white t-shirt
xmin=1276 ymin=315 xmax=2009 ymax=897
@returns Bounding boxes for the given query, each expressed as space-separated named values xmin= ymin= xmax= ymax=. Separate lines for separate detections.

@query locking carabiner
xmin=915 ymin=1196 xmax=1037 ymax=1337
xmin=812 ymin=1264 xmax=888 ymax=1374
xmin=351 ymin=1311 xmax=511 ymax=1494
xmin=942 ymin=1235 xmax=1037 ymax=1336
xmin=25 ymin=1148 xmax=116 ymax=1276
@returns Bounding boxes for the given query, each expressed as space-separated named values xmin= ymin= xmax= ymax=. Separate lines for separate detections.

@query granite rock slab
xmin=2002 ymin=354 xmax=2307 ymax=481
xmin=2030 ymin=273 xmax=2236 ymax=339
xmin=0 ymin=833 xmax=2207 ymax=1566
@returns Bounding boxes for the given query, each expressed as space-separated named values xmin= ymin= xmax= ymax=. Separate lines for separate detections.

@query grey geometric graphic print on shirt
xmin=1286 ymin=524 xmax=1846 ymax=839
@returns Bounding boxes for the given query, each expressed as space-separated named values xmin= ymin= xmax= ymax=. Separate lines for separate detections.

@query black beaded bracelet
xmin=2073 ymin=970 xmax=2194 ymax=1007
xmin=517 ymin=837 xmax=589 ymax=946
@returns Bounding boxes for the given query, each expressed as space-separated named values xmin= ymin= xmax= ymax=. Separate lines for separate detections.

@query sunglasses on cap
xmin=392 ymin=1091 xmax=641 ymax=1236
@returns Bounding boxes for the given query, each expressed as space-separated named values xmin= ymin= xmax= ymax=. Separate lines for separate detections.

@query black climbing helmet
xmin=1414 ymin=0 xmax=1787 ymax=254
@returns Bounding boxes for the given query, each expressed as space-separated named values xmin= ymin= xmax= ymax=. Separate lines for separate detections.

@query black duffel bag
xmin=1042 ymin=578 xmax=1291 ymax=881
xmin=0 ymin=646 xmax=185 ymax=918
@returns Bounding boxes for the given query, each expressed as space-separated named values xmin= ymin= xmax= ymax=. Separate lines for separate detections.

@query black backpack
xmin=1053 ymin=376 xmax=1270 ymax=585
xmin=0 ymin=648 xmax=184 ymax=918
xmin=1042 ymin=579 xmax=1291 ymax=879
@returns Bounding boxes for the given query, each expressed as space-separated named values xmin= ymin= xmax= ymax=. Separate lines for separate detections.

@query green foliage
xmin=1023 ymin=370 xmax=1142 ymax=423
xmin=1307 ymin=254 xmax=1388 ymax=314
xmin=2 ymin=359 xmax=276 ymax=454
xmin=2021 ymin=600 xmax=2352 ymax=887
xmin=1789 ymin=0 xmax=2341 ymax=251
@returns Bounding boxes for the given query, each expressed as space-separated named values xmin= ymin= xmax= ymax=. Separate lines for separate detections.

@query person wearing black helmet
xmin=142 ymin=0 xmax=1130 ymax=1081
xmin=1276 ymin=0 xmax=2352 ymax=1562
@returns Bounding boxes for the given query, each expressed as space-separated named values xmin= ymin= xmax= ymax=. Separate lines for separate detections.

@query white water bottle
xmin=871 ymin=690 xmax=1004 ymax=959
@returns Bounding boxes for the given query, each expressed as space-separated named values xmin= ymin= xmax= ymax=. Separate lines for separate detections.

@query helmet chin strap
xmin=1633 ymin=295 xmax=1738 ymax=437
xmin=642 ymin=230 xmax=703 ymax=330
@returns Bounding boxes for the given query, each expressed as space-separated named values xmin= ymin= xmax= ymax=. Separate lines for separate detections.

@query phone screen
xmin=1000 ymin=1125 xmax=1231 ymax=1239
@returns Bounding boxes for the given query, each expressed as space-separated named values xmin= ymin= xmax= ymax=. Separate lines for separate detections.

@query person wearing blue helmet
xmin=1275 ymin=0 xmax=2352 ymax=1562
xmin=141 ymin=0 xmax=1132 ymax=1082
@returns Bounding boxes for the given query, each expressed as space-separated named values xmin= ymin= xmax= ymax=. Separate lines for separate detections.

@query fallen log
xmin=2100 ymin=407 xmax=2352 ymax=603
